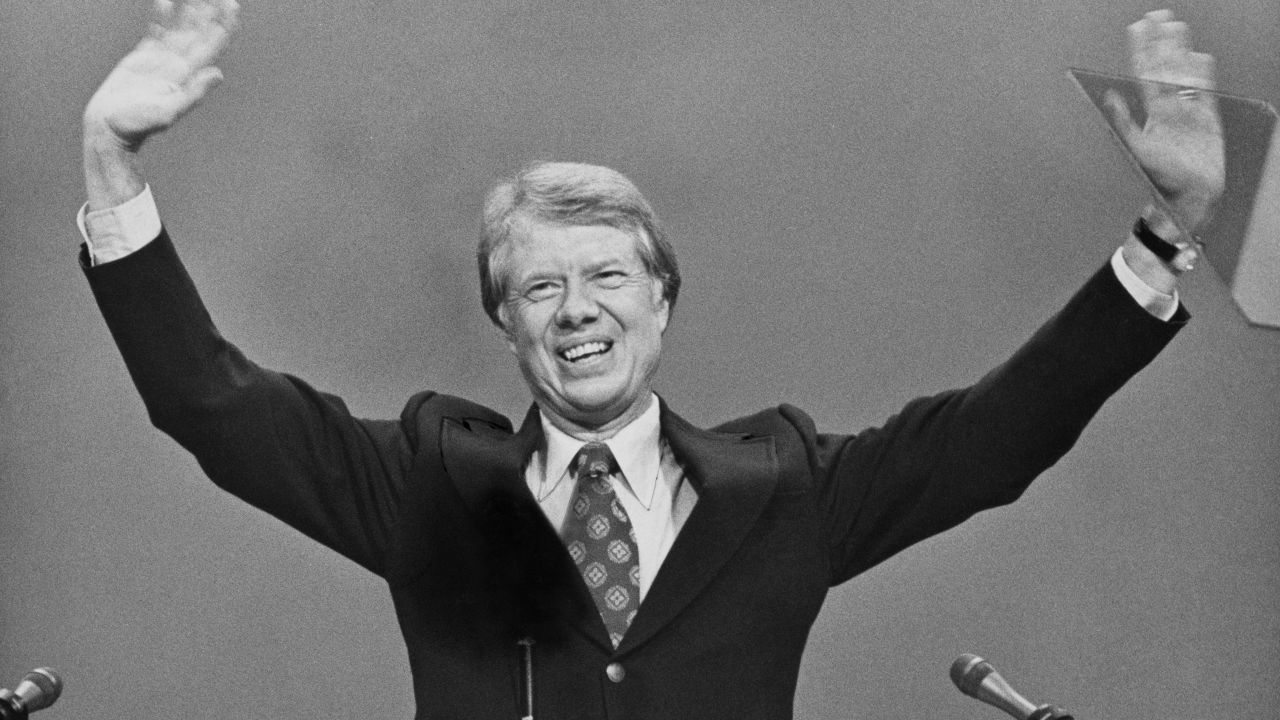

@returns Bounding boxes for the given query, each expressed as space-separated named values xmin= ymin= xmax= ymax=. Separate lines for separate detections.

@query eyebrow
xmin=582 ymin=256 xmax=632 ymax=274
xmin=512 ymin=254 xmax=636 ymax=285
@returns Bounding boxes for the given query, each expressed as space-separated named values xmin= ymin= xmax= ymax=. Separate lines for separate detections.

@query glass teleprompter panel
xmin=1070 ymin=68 xmax=1280 ymax=329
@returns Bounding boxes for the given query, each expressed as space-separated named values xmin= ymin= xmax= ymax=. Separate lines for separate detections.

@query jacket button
xmin=606 ymin=662 xmax=626 ymax=683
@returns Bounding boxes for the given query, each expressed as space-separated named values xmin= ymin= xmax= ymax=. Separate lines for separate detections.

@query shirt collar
xmin=538 ymin=394 xmax=663 ymax=509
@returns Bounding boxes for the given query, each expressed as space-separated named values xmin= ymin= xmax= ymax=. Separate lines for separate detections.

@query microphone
xmin=950 ymin=654 xmax=1073 ymax=720
xmin=0 ymin=669 xmax=63 ymax=719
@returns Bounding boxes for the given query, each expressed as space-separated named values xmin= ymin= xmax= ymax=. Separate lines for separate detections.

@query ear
xmin=652 ymin=279 xmax=671 ymax=334
xmin=494 ymin=306 xmax=518 ymax=352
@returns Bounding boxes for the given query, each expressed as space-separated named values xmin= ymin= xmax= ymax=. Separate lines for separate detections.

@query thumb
xmin=166 ymin=66 xmax=224 ymax=121
xmin=187 ymin=66 xmax=225 ymax=101
xmin=1102 ymin=89 xmax=1141 ymax=145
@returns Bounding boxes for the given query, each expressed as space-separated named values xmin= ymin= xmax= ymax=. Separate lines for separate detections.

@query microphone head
xmin=950 ymin=654 xmax=995 ymax=698
xmin=15 ymin=668 xmax=63 ymax=712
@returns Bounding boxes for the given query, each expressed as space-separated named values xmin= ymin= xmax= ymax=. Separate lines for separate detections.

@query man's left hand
xmin=1105 ymin=10 xmax=1225 ymax=233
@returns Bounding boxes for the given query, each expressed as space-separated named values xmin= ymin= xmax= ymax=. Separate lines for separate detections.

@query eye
xmin=594 ymin=269 xmax=628 ymax=289
xmin=522 ymin=280 xmax=562 ymax=302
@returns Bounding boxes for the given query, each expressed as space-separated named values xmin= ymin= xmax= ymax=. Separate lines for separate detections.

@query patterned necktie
xmin=561 ymin=442 xmax=640 ymax=647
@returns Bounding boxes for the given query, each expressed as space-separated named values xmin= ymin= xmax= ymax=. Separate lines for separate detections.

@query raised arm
xmin=80 ymin=0 xmax=416 ymax=576
xmin=82 ymin=0 xmax=238 ymax=211
xmin=818 ymin=12 xmax=1220 ymax=581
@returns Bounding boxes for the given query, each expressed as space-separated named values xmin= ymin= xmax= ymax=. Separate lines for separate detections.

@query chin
xmin=558 ymin=389 xmax=640 ymax=424
xmin=566 ymin=396 xmax=628 ymax=421
xmin=558 ymin=380 xmax=627 ymax=409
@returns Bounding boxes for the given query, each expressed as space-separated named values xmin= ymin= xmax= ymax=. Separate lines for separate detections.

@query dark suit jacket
xmin=84 ymin=231 xmax=1185 ymax=719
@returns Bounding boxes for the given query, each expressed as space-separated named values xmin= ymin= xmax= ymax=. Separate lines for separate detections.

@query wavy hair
xmin=478 ymin=161 xmax=681 ymax=327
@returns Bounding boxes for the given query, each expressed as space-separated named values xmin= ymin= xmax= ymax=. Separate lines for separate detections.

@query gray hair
xmin=478 ymin=161 xmax=681 ymax=327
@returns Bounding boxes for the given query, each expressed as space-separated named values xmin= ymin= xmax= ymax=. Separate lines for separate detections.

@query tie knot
xmin=572 ymin=442 xmax=617 ymax=481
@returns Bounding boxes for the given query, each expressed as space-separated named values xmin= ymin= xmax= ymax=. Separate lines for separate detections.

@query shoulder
xmin=712 ymin=403 xmax=818 ymax=440
xmin=397 ymin=391 xmax=514 ymax=450
xmin=702 ymin=403 xmax=825 ymax=490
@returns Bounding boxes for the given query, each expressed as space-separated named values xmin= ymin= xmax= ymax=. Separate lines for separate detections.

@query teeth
xmin=562 ymin=341 xmax=610 ymax=361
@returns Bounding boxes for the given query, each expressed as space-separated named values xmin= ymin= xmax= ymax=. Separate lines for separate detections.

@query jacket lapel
xmin=618 ymin=400 xmax=779 ymax=652
xmin=438 ymin=400 xmax=780 ymax=653
xmin=440 ymin=403 xmax=540 ymax=519
xmin=440 ymin=405 xmax=606 ymax=646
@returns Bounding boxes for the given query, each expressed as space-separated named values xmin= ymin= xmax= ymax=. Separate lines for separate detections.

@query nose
xmin=554 ymin=278 xmax=600 ymax=328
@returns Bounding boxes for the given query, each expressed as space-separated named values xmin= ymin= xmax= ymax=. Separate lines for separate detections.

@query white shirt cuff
xmin=76 ymin=185 xmax=162 ymax=266
xmin=1110 ymin=246 xmax=1179 ymax=321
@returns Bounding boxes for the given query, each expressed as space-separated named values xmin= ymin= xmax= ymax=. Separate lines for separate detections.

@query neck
xmin=541 ymin=393 xmax=656 ymax=442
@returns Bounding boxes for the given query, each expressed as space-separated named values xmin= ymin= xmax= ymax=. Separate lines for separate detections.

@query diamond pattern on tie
xmin=587 ymin=515 xmax=610 ymax=539
xmin=604 ymin=585 xmax=631 ymax=611
xmin=607 ymin=539 xmax=632 ymax=564
xmin=561 ymin=442 xmax=640 ymax=648
xmin=583 ymin=562 xmax=607 ymax=588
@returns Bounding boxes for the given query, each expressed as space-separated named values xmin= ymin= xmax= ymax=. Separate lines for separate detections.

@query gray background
xmin=3 ymin=1 xmax=1278 ymax=718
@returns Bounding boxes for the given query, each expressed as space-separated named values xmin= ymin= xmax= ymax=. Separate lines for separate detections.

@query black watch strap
xmin=1133 ymin=217 xmax=1180 ymax=262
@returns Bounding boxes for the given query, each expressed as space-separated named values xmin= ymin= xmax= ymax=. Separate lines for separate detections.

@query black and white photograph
xmin=2 ymin=1 xmax=1277 ymax=718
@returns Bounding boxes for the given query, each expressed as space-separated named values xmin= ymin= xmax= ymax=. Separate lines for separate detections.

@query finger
xmin=195 ymin=36 xmax=233 ymax=71
xmin=1126 ymin=16 xmax=1150 ymax=75
xmin=1128 ymin=13 xmax=1163 ymax=98
xmin=215 ymin=0 xmax=240 ymax=31
xmin=176 ymin=0 xmax=215 ymax=22
xmin=1131 ymin=5 xmax=1173 ymax=38
xmin=1128 ymin=10 xmax=1178 ymax=73
xmin=1155 ymin=20 xmax=1189 ymax=54
xmin=1103 ymin=89 xmax=1143 ymax=143
xmin=184 ymin=21 xmax=234 ymax=68
xmin=153 ymin=66 xmax=224 ymax=125
xmin=148 ymin=0 xmax=175 ymax=40
xmin=170 ymin=0 xmax=217 ymax=44
xmin=1149 ymin=20 xmax=1190 ymax=79
xmin=1185 ymin=51 xmax=1216 ymax=90
xmin=167 ymin=0 xmax=237 ymax=69
xmin=187 ymin=66 xmax=225 ymax=97
xmin=152 ymin=0 xmax=175 ymax=27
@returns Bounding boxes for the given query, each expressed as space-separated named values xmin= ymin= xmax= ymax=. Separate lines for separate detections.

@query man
xmin=78 ymin=1 xmax=1223 ymax=718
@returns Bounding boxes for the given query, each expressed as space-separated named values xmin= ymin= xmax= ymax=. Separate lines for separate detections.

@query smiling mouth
xmin=560 ymin=340 xmax=613 ymax=363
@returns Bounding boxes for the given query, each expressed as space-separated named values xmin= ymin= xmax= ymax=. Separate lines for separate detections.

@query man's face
xmin=497 ymin=222 xmax=670 ymax=435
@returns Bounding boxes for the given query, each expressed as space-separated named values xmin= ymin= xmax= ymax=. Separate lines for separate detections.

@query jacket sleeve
xmin=807 ymin=263 xmax=1188 ymax=585
xmin=82 ymin=230 xmax=416 ymax=576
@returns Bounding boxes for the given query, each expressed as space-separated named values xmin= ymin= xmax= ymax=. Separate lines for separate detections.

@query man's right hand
xmin=83 ymin=0 xmax=238 ymax=210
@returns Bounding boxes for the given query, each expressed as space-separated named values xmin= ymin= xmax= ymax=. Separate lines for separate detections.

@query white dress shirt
xmin=526 ymin=396 xmax=696 ymax=602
